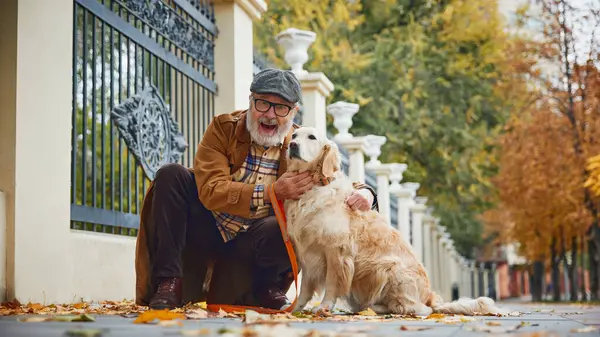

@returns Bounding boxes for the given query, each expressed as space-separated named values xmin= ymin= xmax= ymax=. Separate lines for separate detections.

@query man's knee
xmin=154 ymin=163 xmax=189 ymax=184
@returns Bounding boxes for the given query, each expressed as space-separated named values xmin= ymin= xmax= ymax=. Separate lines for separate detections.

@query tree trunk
xmin=589 ymin=225 xmax=600 ymax=301
xmin=532 ymin=261 xmax=544 ymax=302
xmin=551 ymin=238 xmax=561 ymax=301
xmin=580 ymin=236 xmax=586 ymax=301
xmin=569 ymin=236 xmax=578 ymax=301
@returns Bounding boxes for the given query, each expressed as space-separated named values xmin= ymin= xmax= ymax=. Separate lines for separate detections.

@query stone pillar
xmin=327 ymin=101 xmax=368 ymax=183
xmin=364 ymin=135 xmax=390 ymax=222
xmin=388 ymin=164 xmax=408 ymax=229
xmin=0 ymin=0 xmax=74 ymax=303
xmin=422 ymin=212 xmax=434 ymax=274
xmin=429 ymin=223 xmax=440 ymax=292
xmin=366 ymin=164 xmax=396 ymax=225
xmin=409 ymin=198 xmax=427 ymax=263
xmin=391 ymin=182 xmax=419 ymax=242
xmin=479 ymin=263 xmax=486 ymax=297
xmin=471 ymin=262 xmax=477 ymax=297
xmin=214 ymin=0 xmax=267 ymax=114
xmin=277 ymin=28 xmax=334 ymax=136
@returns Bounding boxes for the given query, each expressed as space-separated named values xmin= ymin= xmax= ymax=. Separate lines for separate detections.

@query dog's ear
xmin=318 ymin=140 xmax=341 ymax=178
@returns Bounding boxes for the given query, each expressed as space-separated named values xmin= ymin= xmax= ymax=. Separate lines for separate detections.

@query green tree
xmin=254 ymin=0 xmax=521 ymax=257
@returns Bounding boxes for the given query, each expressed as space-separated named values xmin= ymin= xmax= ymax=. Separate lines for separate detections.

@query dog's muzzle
xmin=289 ymin=143 xmax=302 ymax=160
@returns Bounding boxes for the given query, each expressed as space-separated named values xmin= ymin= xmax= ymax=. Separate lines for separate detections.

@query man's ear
xmin=319 ymin=141 xmax=341 ymax=177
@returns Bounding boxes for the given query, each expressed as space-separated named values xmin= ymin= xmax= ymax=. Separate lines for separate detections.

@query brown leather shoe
xmin=255 ymin=286 xmax=291 ymax=310
xmin=149 ymin=278 xmax=183 ymax=310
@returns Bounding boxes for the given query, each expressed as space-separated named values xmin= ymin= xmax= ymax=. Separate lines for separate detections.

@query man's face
xmin=247 ymin=93 xmax=297 ymax=147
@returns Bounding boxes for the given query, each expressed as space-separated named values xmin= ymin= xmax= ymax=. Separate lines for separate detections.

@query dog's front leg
xmin=292 ymin=273 xmax=317 ymax=313
xmin=312 ymin=249 xmax=354 ymax=314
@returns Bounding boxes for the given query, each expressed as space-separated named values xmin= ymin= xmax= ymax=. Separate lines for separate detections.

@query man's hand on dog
xmin=273 ymin=171 xmax=314 ymax=200
xmin=345 ymin=190 xmax=373 ymax=211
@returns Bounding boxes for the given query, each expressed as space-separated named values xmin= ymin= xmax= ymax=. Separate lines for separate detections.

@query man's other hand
xmin=345 ymin=189 xmax=373 ymax=211
xmin=273 ymin=171 xmax=314 ymax=200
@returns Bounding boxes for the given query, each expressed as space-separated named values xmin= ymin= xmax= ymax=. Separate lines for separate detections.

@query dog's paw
xmin=291 ymin=303 xmax=307 ymax=313
xmin=311 ymin=301 xmax=334 ymax=315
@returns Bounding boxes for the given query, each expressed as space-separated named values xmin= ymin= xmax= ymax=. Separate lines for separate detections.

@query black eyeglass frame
xmin=250 ymin=97 xmax=295 ymax=117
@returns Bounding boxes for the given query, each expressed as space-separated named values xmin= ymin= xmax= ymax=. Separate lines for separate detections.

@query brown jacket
xmin=192 ymin=110 xmax=295 ymax=218
xmin=135 ymin=109 xmax=378 ymax=305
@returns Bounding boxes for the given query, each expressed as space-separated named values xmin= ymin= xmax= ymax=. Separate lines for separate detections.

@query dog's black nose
xmin=290 ymin=142 xmax=299 ymax=150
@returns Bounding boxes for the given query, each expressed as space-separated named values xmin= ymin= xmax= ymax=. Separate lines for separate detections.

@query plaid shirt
xmin=213 ymin=143 xmax=281 ymax=242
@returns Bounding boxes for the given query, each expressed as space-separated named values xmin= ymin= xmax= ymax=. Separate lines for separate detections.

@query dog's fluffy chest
xmin=284 ymin=178 xmax=355 ymax=251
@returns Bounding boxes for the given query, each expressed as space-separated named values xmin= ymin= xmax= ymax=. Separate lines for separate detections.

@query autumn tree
xmin=484 ymin=0 xmax=600 ymax=301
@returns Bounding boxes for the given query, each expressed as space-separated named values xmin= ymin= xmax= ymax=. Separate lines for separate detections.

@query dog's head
xmin=287 ymin=127 xmax=341 ymax=181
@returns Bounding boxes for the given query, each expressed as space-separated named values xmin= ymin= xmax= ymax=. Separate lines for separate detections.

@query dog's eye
xmin=292 ymin=134 xmax=297 ymax=139
xmin=308 ymin=135 xmax=316 ymax=140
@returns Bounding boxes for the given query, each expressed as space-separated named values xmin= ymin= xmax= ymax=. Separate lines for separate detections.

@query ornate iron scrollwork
xmin=111 ymin=85 xmax=188 ymax=181
xmin=121 ymin=0 xmax=214 ymax=70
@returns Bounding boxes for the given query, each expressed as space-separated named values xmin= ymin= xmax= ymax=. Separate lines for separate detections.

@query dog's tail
xmin=426 ymin=291 xmax=507 ymax=316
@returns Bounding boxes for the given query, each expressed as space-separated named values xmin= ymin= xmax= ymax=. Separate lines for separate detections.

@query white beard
xmin=247 ymin=112 xmax=294 ymax=147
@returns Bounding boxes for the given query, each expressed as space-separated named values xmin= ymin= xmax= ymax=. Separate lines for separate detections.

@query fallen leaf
xmin=244 ymin=310 xmax=272 ymax=324
xmin=425 ymin=313 xmax=446 ymax=319
xmin=400 ymin=325 xmax=432 ymax=331
xmin=157 ymin=320 xmax=184 ymax=327
xmin=27 ymin=303 xmax=44 ymax=311
xmin=53 ymin=314 xmax=96 ymax=322
xmin=486 ymin=321 xmax=502 ymax=326
xmin=17 ymin=316 xmax=50 ymax=323
xmin=357 ymin=308 xmax=377 ymax=316
xmin=186 ymin=308 xmax=208 ymax=320
xmin=571 ymin=327 xmax=598 ymax=333
xmin=133 ymin=309 xmax=185 ymax=324
xmin=180 ymin=329 xmax=210 ymax=336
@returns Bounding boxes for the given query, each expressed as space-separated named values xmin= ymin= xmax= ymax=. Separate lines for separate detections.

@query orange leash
xmin=206 ymin=185 xmax=299 ymax=314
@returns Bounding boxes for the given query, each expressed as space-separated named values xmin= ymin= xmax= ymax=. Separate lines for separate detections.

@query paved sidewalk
xmin=0 ymin=301 xmax=598 ymax=336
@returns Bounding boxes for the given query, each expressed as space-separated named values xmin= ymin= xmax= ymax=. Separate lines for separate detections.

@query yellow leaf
xmin=133 ymin=309 xmax=185 ymax=324
xmin=358 ymin=308 xmax=377 ymax=316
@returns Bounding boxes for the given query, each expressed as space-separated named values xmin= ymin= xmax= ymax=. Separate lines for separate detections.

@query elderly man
xmin=135 ymin=68 xmax=378 ymax=310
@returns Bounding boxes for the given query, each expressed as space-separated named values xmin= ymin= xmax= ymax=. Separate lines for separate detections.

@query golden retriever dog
xmin=284 ymin=126 xmax=506 ymax=316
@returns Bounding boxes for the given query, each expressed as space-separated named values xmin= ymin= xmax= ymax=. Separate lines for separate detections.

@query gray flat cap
xmin=250 ymin=68 xmax=302 ymax=103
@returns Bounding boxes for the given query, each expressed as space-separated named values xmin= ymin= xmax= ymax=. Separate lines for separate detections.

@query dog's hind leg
xmin=384 ymin=271 xmax=433 ymax=316
xmin=312 ymin=248 xmax=354 ymax=313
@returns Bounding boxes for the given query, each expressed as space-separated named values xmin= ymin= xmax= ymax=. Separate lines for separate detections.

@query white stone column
xmin=366 ymin=164 xmax=394 ymax=224
xmin=364 ymin=135 xmax=393 ymax=224
xmin=0 ymin=0 xmax=74 ymax=303
xmin=440 ymin=232 xmax=452 ymax=300
xmin=422 ymin=212 xmax=434 ymax=275
xmin=277 ymin=28 xmax=334 ymax=136
xmin=327 ymin=101 xmax=368 ymax=183
xmin=429 ymin=224 xmax=438 ymax=292
xmin=327 ymin=101 xmax=359 ymax=142
xmin=390 ymin=183 xmax=419 ymax=244
xmin=409 ymin=197 xmax=427 ymax=263
xmin=435 ymin=224 xmax=446 ymax=295
xmin=214 ymin=0 xmax=267 ymax=114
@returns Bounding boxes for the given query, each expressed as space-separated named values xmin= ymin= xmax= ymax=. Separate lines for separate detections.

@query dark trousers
xmin=148 ymin=163 xmax=291 ymax=303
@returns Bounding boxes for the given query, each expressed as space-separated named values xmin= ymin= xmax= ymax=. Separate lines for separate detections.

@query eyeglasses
xmin=251 ymin=97 xmax=294 ymax=117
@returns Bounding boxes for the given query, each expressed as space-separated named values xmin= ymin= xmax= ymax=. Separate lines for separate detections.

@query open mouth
xmin=259 ymin=122 xmax=277 ymax=134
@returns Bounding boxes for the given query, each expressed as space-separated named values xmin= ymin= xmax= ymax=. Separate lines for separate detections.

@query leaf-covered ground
xmin=1 ymin=300 xmax=598 ymax=337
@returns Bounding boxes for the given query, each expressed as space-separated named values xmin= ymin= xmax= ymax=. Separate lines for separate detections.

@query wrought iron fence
xmin=70 ymin=0 xmax=216 ymax=235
